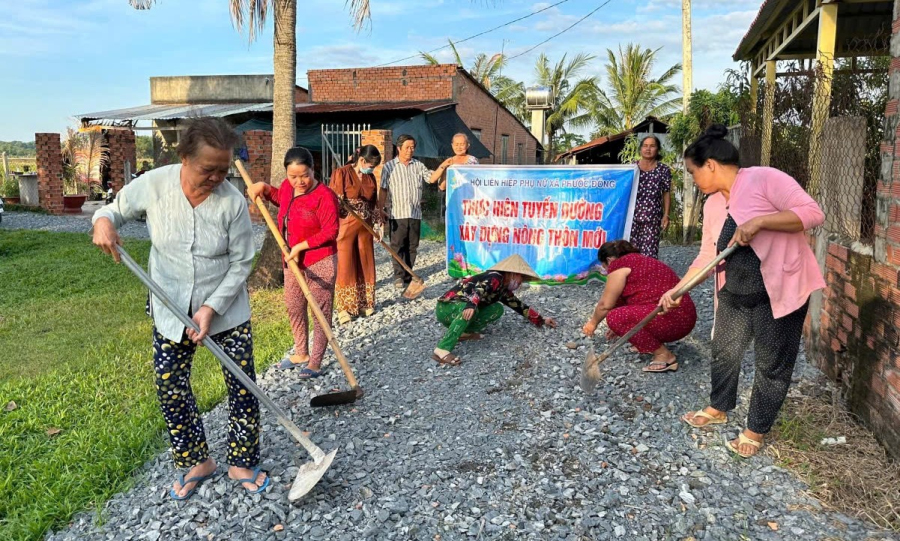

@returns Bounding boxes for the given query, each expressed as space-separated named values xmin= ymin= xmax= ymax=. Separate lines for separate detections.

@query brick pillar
xmin=107 ymin=130 xmax=136 ymax=194
xmin=361 ymin=129 xmax=393 ymax=188
xmin=36 ymin=133 xmax=64 ymax=215
xmin=243 ymin=130 xmax=273 ymax=223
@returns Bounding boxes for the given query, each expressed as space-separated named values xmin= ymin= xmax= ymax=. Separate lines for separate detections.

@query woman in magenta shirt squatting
xmin=660 ymin=125 xmax=825 ymax=458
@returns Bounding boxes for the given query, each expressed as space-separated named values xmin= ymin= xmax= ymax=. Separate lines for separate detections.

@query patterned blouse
xmin=439 ymin=270 xmax=545 ymax=326
xmin=632 ymin=161 xmax=672 ymax=223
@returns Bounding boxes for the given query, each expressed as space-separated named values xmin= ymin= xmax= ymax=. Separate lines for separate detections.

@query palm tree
xmin=591 ymin=44 xmax=682 ymax=137
xmin=421 ymin=40 xmax=506 ymax=89
xmin=130 ymin=0 xmax=370 ymax=288
xmin=533 ymin=52 xmax=599 ymax=163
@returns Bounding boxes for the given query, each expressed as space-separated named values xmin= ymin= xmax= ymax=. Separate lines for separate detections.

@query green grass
xmin=0 ymin=230 xmax=292 ymax=541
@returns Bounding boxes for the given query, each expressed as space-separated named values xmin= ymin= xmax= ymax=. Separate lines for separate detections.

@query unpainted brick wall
xmin=36 ymin=133 xmax=64 ymax=214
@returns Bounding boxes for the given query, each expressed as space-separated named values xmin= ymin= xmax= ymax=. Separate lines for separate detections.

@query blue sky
xmin=0 ymin=0 xmax=761 ymax=141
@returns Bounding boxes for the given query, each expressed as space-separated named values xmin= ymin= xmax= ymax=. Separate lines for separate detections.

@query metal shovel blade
xmin=310 ymin=387 xmax=364 ymax=408
xmin=288 ymin=448 xmax=337 ymax=501
xmin=580 ymin=346 xmax=602 ymax=393
xmin=402 ymin=278 xmax=426 ymax=300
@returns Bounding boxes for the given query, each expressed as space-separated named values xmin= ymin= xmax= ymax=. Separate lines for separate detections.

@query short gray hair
xmin=176 ymin=117 xmax=239 ymax=159
xmin=452 ymin=133 xmax=470 ymax=145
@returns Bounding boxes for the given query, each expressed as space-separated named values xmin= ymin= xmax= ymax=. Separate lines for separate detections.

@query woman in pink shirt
xmin=248 ymin=147 xmax=340 ymax=379
xmin=660 ymin=125 xmax=825 ymax=458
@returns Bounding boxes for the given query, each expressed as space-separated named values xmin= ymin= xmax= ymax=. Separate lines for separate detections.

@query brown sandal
xmin=431 ymin=352 xmax=461 ymax=366
xmin=458 ymin=333 xmax=483 ymax=342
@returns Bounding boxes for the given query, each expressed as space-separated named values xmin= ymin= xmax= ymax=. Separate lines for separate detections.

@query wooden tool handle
xmin=340 ymin=200 xmax=422 ymax=281
xmin=235 ymin=160 xmax=359 ymax=389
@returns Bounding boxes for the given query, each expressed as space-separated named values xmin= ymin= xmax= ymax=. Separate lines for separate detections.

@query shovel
xmin=115 ymin=245 xmax=335 ymax=501
xmin=235 ymin=160 xmax=363 ymax=408
xmin=580 ymin=244 xmax=738 ymax=393
xmin=338 ymin=200 xmax=426 ymax=300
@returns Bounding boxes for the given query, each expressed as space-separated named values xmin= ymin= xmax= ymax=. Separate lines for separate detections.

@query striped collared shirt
xmin=380 ymin=157 xmax=433 ymax=220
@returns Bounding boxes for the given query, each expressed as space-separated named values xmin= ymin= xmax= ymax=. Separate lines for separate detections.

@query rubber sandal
xmin=363 ymin=308 xmax=375 ymax=317
xmin=726 ymin=432 xmax=763 ymax=458
xmin=682 ymin=410 xmax=727 ymax=428
xmin=233 ymin=466 xmax=270 ymax=494
xmin=297 ymin=367 xmax=322 ymax=379
xmin=169 ymin=470 xmax=216 ymax=501
xmin=337 ymin=311 xmax=353 ymax=325
xmin=643 ymin=361 xmax=678 ymax=373
xmin=431 ymin=352 xmax=461 ymax=366
xmin=278 ymin=357 xmax=309 ymax=370
xmin=458 ymin=333 xmax=483 ymax=342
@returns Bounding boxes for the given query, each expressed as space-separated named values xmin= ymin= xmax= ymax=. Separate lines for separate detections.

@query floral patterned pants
xmin=435 ymin=301 xmax=504 ymax=352
xmin=152 ymin=321 xmax=260 ymax=469
xmin=285 ymin=255 xmax=336 ymax=370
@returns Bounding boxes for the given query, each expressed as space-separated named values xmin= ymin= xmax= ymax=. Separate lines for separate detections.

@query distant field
xmin=5 ymin=158 xmax=36 ymax=172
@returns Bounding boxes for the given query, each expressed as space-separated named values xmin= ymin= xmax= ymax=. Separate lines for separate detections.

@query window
xmin=501 ymin=135 xmax=509 ymax=165
xmin=517 ymin=143 xmax=525 ymax=165
xmin=470 ymin=129 xmax=482 ymax=141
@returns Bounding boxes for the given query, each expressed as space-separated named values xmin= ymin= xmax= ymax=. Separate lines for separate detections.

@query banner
xmin=445 ymin=165 xmax=639 ymax=285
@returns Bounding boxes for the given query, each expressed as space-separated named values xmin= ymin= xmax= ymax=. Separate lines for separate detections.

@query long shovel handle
xmin=595 ymin=244 xmax=738 ymax=364
xmin=114 ymin=245 xmax=326 ymax=463
xmin=340 ymin=200 xmax=423 ymax=283
xmin=234 ymin=161 xmax=360 ymax=391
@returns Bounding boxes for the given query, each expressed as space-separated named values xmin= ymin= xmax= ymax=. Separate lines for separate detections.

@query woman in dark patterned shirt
xmin=629 ymin=136 xmax=671 ymax=259
xmin=432 ymin=254 xmax=558 ymax=366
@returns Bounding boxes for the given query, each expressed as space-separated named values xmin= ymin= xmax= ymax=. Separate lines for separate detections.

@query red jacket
xmin=265 ymin=180 xmax=339 ymax=269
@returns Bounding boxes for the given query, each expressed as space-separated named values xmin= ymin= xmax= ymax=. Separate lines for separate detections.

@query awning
xmin=76 ymin=102 xmax=274 ymax=126
xmin=234 ymin=107 xmax=492 ymax=160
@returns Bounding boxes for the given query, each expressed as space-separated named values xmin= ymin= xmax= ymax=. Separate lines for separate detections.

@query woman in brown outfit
xmin=330 ymin=145 xmax=383 ymax=324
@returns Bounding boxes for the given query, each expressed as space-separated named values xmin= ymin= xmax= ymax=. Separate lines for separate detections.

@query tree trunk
xmin=248 ymin=0 xmax=296 ymax=290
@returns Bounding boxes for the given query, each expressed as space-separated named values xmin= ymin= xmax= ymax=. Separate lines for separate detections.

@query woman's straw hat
xmin=488 ymin=254 xmax=541 ymax=281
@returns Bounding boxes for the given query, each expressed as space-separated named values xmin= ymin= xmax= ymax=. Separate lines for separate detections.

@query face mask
xmin=360 ymin=167 xmax=374 ymax=174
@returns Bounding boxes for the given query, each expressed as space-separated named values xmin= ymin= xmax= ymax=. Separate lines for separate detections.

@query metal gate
xmin=321 ymin=123 xmax=369 ymax=184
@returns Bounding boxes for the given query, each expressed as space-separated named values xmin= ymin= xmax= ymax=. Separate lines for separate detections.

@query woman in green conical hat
xmin=432 ymin=254 xmax=558 ymax=366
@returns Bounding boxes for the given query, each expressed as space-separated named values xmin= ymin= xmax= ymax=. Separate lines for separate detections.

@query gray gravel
xmin=16 ymin=211 xmax=895 ymax=541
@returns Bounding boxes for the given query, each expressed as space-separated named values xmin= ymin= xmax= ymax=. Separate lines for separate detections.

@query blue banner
xmin=445 ymin=165 xmax=639 ymax=285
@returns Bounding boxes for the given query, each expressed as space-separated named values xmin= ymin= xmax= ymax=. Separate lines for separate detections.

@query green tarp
xmin=235 ymin=108 xmax=492 ymax=159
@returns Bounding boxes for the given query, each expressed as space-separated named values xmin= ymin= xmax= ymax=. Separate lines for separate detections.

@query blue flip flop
xmin=234 ymin=466 xmax=270 ymax=494
xmin=169 ymin=471 xmax=216 ymax=501
xmin=297 ymin=367 xmax=322 ymax=379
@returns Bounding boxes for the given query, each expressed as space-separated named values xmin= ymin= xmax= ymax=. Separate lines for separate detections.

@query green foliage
xmin=591 ymin=44 xmax=682 ymax=137
xmin=135 ymin=135 xmax=153 ymax=159
xmin=0 ymin=230 xmax=289 ymax=541
xmin=0 ymin=140 xmax=36 ymax=157
xmin=552 ymin=133 xmax=587 ymax=157
xmin=534 ymin=52 xmax=599 ymax=162
xmin=668 ymin=88 xmax=743 ymax=151
xmin=1 ymin=172 xmax=20 ymax=198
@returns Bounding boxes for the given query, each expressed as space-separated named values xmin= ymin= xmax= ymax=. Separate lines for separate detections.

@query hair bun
xmin=703 ymin=124 xmax=729 ymax=140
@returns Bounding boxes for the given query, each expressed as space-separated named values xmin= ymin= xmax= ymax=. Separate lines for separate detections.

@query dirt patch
xmin=766 ymin=388 xmax=900 ymax=531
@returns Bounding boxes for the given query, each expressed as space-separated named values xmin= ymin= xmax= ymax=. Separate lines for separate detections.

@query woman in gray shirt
xmin=92 ymin=118 xmax=267 ymax=500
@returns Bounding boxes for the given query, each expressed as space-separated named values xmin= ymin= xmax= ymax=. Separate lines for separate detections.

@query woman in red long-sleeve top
xmin=247 ymin=146 xmax=340 ymax=379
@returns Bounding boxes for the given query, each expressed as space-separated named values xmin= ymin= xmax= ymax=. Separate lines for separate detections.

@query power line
xmin=507 ymin=0 xmax=614 ymax=61
xmin=373 ymin=0 xmax=572 ymax=67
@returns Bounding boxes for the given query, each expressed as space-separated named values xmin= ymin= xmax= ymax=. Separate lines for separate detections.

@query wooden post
xmin=808 ymin=2 xmax=838 ymax=196
xmin=681 ymin=0 xmax=694 ymax=243
xmin=749 ymin=62 xmax=759 ymax=114
xmin=760 ymin=60 xmax=777 ymax=166
xmin=1 ymin=152 xmax=8 ymax=181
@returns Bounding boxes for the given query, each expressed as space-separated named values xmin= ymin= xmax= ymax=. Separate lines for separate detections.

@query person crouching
xmin=432 ymin=255 xmax=558 ymax=366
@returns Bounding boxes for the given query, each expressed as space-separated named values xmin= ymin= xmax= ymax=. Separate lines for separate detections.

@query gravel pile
xmin=19 ymin=211 xmax=894 ymax=540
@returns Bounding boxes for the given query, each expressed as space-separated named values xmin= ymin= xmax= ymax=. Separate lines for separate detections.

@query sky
xmin=0 ymin=0 xmax=762 ymax=142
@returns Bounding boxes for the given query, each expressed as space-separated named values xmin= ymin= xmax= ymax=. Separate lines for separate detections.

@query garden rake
xmin=115 ymin=245 xmax=336 ymax=501
xmin=339 ymin=199 xmax=426 ymax=300
xmin=580 ymin=244 xmax=738 ymax=393
xmin=235 ymin=160 xmax=364 ymax=408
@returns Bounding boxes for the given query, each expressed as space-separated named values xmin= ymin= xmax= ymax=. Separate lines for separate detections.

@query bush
xmin=1 ymin=172 xmax=19 ymax=198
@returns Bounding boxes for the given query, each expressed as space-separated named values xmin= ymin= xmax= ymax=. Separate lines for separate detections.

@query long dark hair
xmin=598 ymin=240 xmax=640 ymax=264
xmin=347 ymin=144 xmax=382 ymax=167
xmin=683 ymin=124 xmax=739 ymax=167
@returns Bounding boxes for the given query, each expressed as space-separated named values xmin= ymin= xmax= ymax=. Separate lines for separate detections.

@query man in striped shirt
xmin=377 ymin=134 xmax=439 ymax=289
